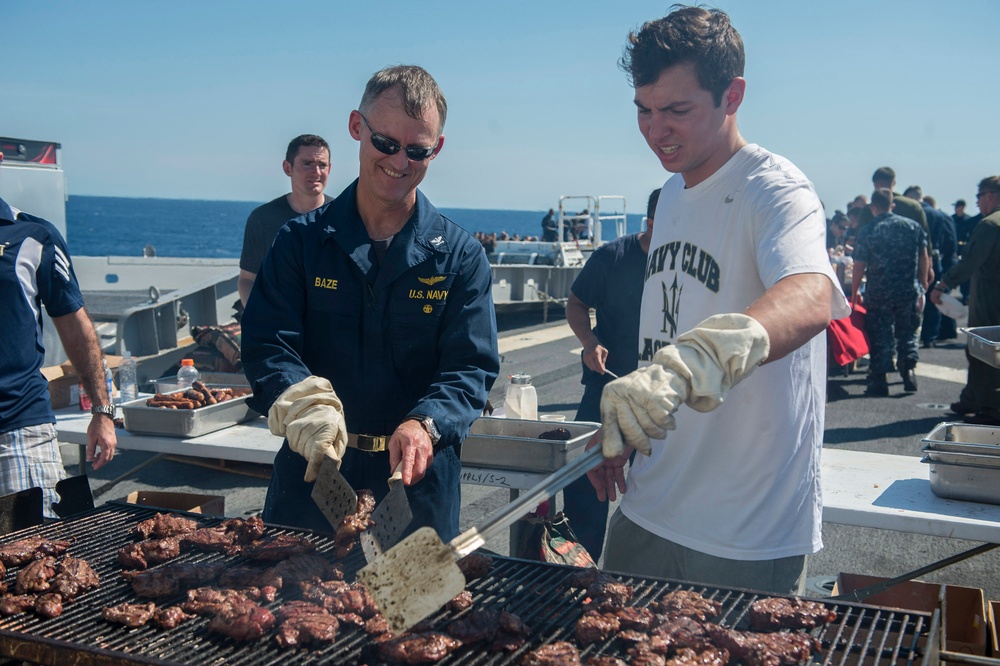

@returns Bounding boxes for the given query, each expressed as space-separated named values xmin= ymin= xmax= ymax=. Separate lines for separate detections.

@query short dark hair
xmin=620 ymin=4 xmax=745 ymax=106
xmin=872 ymin=167 xmax=895 ymax=186
xmin=647 ymin=188 xmax=661 ymax=220
xmin=285 ymin=134 xmax=329 ymax=164
xmin=903 ymin=185 xmax=922 ymax=200
xmin=979 ymin=175 xmax=1000 ymax=195
xmin=871 ymin=188 xmax=893 ymax=211
xmin=359 ymin=65 xmax=448 ymax=134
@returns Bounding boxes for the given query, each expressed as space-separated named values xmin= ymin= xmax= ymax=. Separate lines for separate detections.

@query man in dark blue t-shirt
xmin=561 ymin=188 xmax=658 ymax=561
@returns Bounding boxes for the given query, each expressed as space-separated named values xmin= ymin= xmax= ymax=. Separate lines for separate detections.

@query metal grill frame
xmin=0 ymin=506 xmax=940 ymax=666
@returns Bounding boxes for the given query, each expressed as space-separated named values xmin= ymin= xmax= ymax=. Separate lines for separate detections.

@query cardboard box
xmin=42 ymin=356 xmax=123 ymax=410
xmin=118 ymin=491 xmax=225 ymax=516
xmin=989 ymin=600 xmax=999 ymax=657
xmin=835 ymin=573 xmax=987 ymax=655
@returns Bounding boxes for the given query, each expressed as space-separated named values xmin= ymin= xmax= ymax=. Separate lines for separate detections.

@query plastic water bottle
xmin=102 ymin=358 xmax=114 ymax=404
xmin=176 ymin=358 xmax=200 ymax=388
xmin=119 ymin=351 xmax=138 ymax=403
xmin=504 ymin=373 xmax=538 ymax=420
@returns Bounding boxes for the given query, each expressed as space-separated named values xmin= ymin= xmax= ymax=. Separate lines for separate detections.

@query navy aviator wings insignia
xmin=418 ymin=276 xmax=446 ymax=286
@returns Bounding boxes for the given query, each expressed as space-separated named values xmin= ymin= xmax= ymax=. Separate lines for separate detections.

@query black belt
xmin=347 ymin=433 xmax=388 ymax=453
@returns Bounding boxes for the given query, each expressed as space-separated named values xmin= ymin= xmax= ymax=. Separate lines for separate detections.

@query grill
xmin=0 ymin=505 xmax=938 ymax=666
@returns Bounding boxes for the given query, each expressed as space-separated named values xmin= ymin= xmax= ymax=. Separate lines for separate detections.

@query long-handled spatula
xmin=360 ymin=464 xmax=412 ymax=561
xmin=311 ymin=456 xmax=359 ymax=530
xmin=358 ymin=446 xmax=604 ymax=633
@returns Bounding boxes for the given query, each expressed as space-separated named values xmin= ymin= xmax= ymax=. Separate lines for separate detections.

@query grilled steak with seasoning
xmin=132 ymin=513 xmax=200 ymax=540
xmin=614 ymin=605 xmax=656 ymax=631
xmin=15 ymin=557 xmax=57 ymax=594
xmin=588 ymin=580 xmax=634 ymax=611
xmin=300 ymin=580 xmax=378 ymax=617
xmin=520 ymin=640 xmax=582 ymax=665
xmin=651 ymin=616 xmax=715 ymax=653
xmin=242 ymin=534 xmax=317 ymax=561
xmin=704 ymin=623 xmax=819 ymax=666
xmin=0 ymin=594 xmax=36 ymax=616
xmin=447 ymin=608 xmax=501 ymax=643
xmin=665 ymin=647 xmax=730 ymax=666
xmin=333 ymin=490 xmax=376 ymax=558
xmin=207 ymin=601 xmax=276 ymax=641
xmin=587 ymin=657 xmax=627 ymax=666
xmin=153 ymin=604 xmax=194 ymax=629
xmin=51 ymin=556 xmax=99 ymax=600
xmin=218 ymin=515 xmax=266 ymax=544
xmin=627 ymin=645 xmax=666 ymax=666
xmin=365 ymin=614 xmax=391 ymax=636
xmin=181 ymin=527 xmax=235 ymax=553
xmin=274 ymin=601 xmax=340 ymax=648
xmin=33 ymin=593 xmax=63 ymax=618
xmin=576 ymin=609 xmax=621 ymax=645
xmin=492 ymin=611 xmax=530 ymax=652
xmin=652 ymin=590 xmax=722 ymax=621
xmin=118 ymin=537 xmax=182 ymax=569
xmin=446 ymin=589 xmax=473 ymax=612
xmin=377 ymin=632 xmax=463 ymax=664
xmin=0 ymin=536 xmax=71 ymax=567
xmin=103 ymin=602 xmax=157 ymax=628
xmin=456 ymin=553 xmax=493 ymax=582
xmin=748 ymin=597 xmax=837 ymax=631
xmin=182 ymin=586 xmax=267 ymax=616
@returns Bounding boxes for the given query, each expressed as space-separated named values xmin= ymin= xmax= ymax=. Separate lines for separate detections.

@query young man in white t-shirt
xmin=587 ymin=5 xmax=849 ymax=594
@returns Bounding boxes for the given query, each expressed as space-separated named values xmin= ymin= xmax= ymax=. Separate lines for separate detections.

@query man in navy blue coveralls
xmin=241 ymin=66 xmax=499 ymax=541
xmin=562 ymin=189 xmax=658 ymax=560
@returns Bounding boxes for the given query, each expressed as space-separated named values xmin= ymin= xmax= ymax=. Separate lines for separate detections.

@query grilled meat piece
xmin=103 ymin=602 xmax=157 ymax=628
xmin=588 ymin=657 xmax=627 ymax=666
xmin=748 ymin=597 xmax=837 ymax=631
xmin=333 ymin=490 xmax=376 ymax=558
xmin=576 ymin=609 xmax=621 ymax=645
xmin=614 ymin=606 xmax=656 ymax=631
xmin=538 ymin=427 xmax=572 ymax=440
xmin=123 ymin=561 xmax=225 ymax=598
xmin=50 ymin=556 xmax=99 ymax=600
xmin=456 ymin=553 xmax=493 ymax=582
xmin=588 ymin=580 xmax=633 ymax=611
xmin=219 ymin=563 xmax=284 ymax=590
xmin=275 ymin=600 xmax=329 ymax=621
xmin=0 ymin=536 xmax=71 ymax=567
xmin=665 ymin=647 xmax=730 ymax=666
xmin=377 ymin=632 xmax=463 ymax=664
xmin=447 ymin=608 xmax=500 ymax=643
xmin=704 ymin=624 xmax=819 ymax=666
xmin=207 ymin=601 xmax=275 ymax=641
xmin=651 ymin=616 xmax=715 ymax=654
xmin=300 ymin=580 xmax=378 ymax=617
xmin=276 ymin=611 xmax=340 ymax=648
xmin=0 ymin=594 xmax=36 ymax=616
xmin=218 ymin=515 xmax=266 ymax=544
xmin=365 ymin=614 xmax=391 ymax=636
xmin=447 ymin=589 xmax=473 ymax=612
xmin=272 ymin=553 xmax=343 ymax=585
xmin=652 ymin=590 xmax=722 ymax=622
xmin=334 ymin=611 xmax=365 ymax=628
xmin=33 ymin=593 xmax=63 ymax=618
xmin=132 ymin=513 xmax=200 ymax=540
xmin=181 ymin=527 xmax=235 ymax=553
xmin=627 ymin=646 xmax=667 ymax=666
xmin=567 ymin=567 xmax=602 ymax=588
xmin=520 ymin=640 xmax=582 ymax=666
xmin=242 ymin=534 xmax=317 ymax=562
xmin=153 ymin=605 xmax=194 ymax=629
xmin=182 ymin=586 xmax=266 ymax=616
xmin=492 ymin=611 xmax=529 ymax=652
xmin=118 ymin=537 xmax=182 ymax=569
xmin=15 ymin=557 xmax=57 ymax=594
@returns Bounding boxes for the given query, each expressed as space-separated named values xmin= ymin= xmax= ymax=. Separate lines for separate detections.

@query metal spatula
xmin=358 ymin=446 xmax=604 ymax=633
xmin=360 ymin=464 xmax=412 ymax=561
xmin=310 ymin=456 xmax=358 ymax=530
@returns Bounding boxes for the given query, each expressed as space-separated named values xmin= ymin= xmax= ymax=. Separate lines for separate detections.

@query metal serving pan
xmin=922 ymin=422 xmax=1000 ymax=455
xmin=920 ymin=455 xmax=1000 ymax=505
xmin=121 ymin=387 xmax=259 ymax=438
xmin=460 ymin=417 xmax=600 ymax=472
xmin=153 ymin=371 xmax=249 ymax=394
xmin=920 ymin=446 xmax=1000 ymax=468
xmin=962 ymin=325 xmax=1000 ymax=368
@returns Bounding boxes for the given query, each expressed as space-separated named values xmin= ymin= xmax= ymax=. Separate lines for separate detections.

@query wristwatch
xmin=91 ymin=404 xmax=116 ymax=420
xmin=406 ymin=416 xmax=441 ymax=447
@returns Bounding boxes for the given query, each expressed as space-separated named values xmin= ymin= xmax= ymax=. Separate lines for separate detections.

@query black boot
xmin=901 ymin=366 xmax=918 ymax=393
xmin=865 ymin=373 xmax=888 ymax=397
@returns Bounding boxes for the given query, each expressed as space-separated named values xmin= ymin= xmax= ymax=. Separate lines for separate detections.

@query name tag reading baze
xmin=314 ymin=277 xmax=339 ymax=290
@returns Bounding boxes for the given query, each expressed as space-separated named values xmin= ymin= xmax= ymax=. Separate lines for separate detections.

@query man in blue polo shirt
xmin=0 ymin=153 xmax=117 ymax=517
xmin=242 ymin=66 xmax=499 ymax=541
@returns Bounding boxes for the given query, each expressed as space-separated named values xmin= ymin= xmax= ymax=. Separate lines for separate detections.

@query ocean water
xmin=65 ymin=195 xmax=644 ymax=258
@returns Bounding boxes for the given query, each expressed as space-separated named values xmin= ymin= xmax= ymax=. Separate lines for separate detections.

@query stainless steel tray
xmin=920 ymin=446 xmax=1000 ymax=468
xmin=922 ymin=422 xmax=1000 ymax=455
xmin=962 ymin=325 xmax=1000 ymax=368
xmin=920 ymin=455 xmax=1000 ymax=505
xmin=460 ymin=417 xmax=600 ymax=472
xmin=121 ymin=388 xmax=259 ymax=438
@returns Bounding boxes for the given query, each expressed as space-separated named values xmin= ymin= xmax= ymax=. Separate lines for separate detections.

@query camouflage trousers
xmin=866 ymin=296 xmax=921 ymax=374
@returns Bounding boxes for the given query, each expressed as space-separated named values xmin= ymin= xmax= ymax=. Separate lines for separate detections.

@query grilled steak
xmin=218 ymin=563 xmax=284 ymax=590
xmin=588 ymin=580 xmax=634 ymax=611
xmin=218 ymin=515 xmax=266 ymax=544
xmin=0 ymin=537 xmax=71 ymax=567
xmin=276 ymin=612 xmax=340 ymax=648
xmin=492 ymin=611 xmax=530 ymax=652
xmin=333 ymin=490 xmax=376 ymax=558
xmin=365 ymin=614 xmax=391 ymax=636
xmin=614 ymin=605 xmax=656 ymax=631
xmin=33 ymin=593 xmax=63 ymax=618
xmin=588 ymin=657 xmax=627 ymax=666
xmin=182 ymin=586 xmax=266 ymax=616
xmin=704 ymin=623 xmax=819 ymax=666
xmin=748 ymin=597 xmax=837 ymax=631
xmin=457 ymin=553 xmax=493 ymax=582
xmin=153 ymin=605 xmax=194 ymax=629
xmin=207 ymin=600 xmax=276 ymax=641
xmin=377 ymin=632 xmax=463 ymax=664
xmin=627 ymin=645 xmax=666 ymax=666
xmin=652 ymin=590 xmax=722 ymax=621
xmin=15 ymin=557 xmax=57 ymax=594
xmin=665 ymin=647 xmax=730 ymax=666
xmin=520 ymin=640 xmax=582 ymax=665
xmin=181 ymin=527 xmax=235 ymax=553
xmin=446 ymin=589 xmax=473 ymax=612
xmin=51 ymin=556 xmax=100 ymax=600
xmin=576 ymin=609 xmax=620 ymax=645
xmin=651 ymin=616 xmax=715 ymax=653
xmin=271 ymin=553 xmax=343 ymax=585
xmin=123 ymin=561 xmax=225 ymax=598
xmin=103 ymin=602 xmax=156 ymax=628
xmin=132 ymin=513 xmax=200 ymax=540
xmin=538 ymin=427 xmax=572 ymax=440
xmin=447 ymin=608 xmax=500 ymax=643
xmin=118 ymin=537 xmax=182 ymax=569
xmin=300 ymin=580 xmax=378 ymax=617
xmin=0 ymin=594 xmax=36 ymax=616
xmin=242 ymin=534 xmax=317 ymax=562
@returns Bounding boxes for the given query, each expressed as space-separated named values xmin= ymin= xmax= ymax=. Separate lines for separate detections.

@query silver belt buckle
xmin=356 ymin=434 xmax=388 ymax=452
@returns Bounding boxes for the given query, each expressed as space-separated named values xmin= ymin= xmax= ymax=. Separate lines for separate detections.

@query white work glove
xmin=267 ymin=376 xmax=348 ymax=483
xmin=600 ymin=313 xmax=770 ymax=457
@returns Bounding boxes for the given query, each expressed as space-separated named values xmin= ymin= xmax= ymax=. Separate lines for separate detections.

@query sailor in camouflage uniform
xmin=851 ymin=189 xmax=930 ymax=396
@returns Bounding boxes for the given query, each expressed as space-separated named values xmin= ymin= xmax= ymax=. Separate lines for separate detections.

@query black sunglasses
xmin=358 ymin=112 xmax=437 ymax=161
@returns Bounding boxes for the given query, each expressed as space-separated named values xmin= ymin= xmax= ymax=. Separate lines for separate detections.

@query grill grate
xmin=0 ymin=506 xmax=936 ymax=666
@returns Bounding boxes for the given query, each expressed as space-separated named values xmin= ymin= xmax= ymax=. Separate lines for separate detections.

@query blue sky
xmin=4 ymin=1 xmax=997 ymax=217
